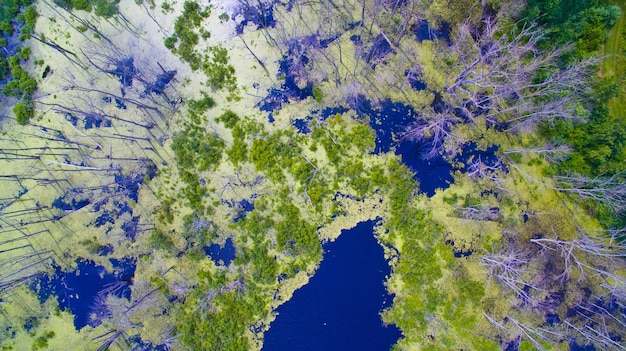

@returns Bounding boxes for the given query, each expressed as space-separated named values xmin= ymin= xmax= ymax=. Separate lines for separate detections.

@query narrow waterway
xmin=262 ymin=220 xmax=401 ymax=351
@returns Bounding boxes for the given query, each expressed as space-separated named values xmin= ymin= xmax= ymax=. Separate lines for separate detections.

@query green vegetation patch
xmin=0 ymin=1 xmax=39 ymax=125
xmin=166 ymin=0 xmax=211 ymax=69
xmin=171 ymin=125 xmax=225 ymax=172
xmin=52 ymin=0 xmax=120 ymax=17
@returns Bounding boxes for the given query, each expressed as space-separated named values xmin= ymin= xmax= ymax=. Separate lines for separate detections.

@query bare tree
xmin=502 ymin=143 xmax=572 ymax=163
xmin=445 ymin=18 xmax=597 ymax=129
xmin=455 ymin=203 xmax=500 ymax=221
xmin=553 ymin=172 xmax=626 ymax=214
xmin=406 ymin=16 xmax=598 ymax=159
xmin=530 ymin=228 xmax=626 ymax=284
xmin=482 ymin=245 xmax=532 ymax=300
xmin=402 ymin=110 xmax=461 ymax=158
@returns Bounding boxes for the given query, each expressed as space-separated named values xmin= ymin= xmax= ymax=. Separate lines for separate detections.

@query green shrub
xmin=312 ymin=85 xmax=323 ymax=102
xmin=164 ymin=36 xmax=177 ymax=49
xmin=23 ymin=6 xmax=38 ymax=27
xmin=171 ymin=128 xmax=225 ymax=172
xmin=216 ymin=110 xmax=239 ymax=128
xmin=149 ymin=228 xmax=175 ymax=251
xmin=14 ymin=99 xmax=34 ymax=125
xmin=0 ymin=56 xmax=7 ymax=80
xmin=275 ymin=202 xmax=321 ymax=258
xmin=71 ymin=0 xmax=91 ymax=11
xmin=16 ymin=47 xmax=31 ymax=60
xmin=202 ymin=46 xmax=237 ymax=92
xmin=93 ymin=0 xmax=119 ymax=17
xmin=187 ymin=92 xmax=215 ymax=113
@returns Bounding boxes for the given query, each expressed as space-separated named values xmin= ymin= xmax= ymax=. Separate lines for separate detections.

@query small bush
xmin=14 ymin=99 xmax=34 ymax=125
xmin=216 ymin=110 xmax=239 ymax=128
xmin=149 ymin=228 xmax=175 ymax=250
xmin=70 ymin=0 xmax=91 ymax=11
xmin=312 ymin=85 xmax=323 ymax=102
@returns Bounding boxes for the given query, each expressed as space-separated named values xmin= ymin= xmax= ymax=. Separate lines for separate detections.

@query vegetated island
xmin=0 ymin=0 xmax=624 ymax=350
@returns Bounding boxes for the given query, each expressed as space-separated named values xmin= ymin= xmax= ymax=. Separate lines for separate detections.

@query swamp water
xmin=262 ymin=220 xmax=400 ymax=351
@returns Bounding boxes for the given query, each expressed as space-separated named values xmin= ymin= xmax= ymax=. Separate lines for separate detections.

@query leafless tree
xmin=445 ymin=18 xmax=597 ymax=129
xmin=455 ymin=203 xmax=500 ymax=221
xmin=553 ymin=172 xmax=626 ymax=214
xmin=408 ymin=16 xmax=598 ymax=157
xmin=467 ymin=155 xmax=504 ymax=180
xmin=530 ymin=228 xmax=626 ymax=284
xmin=402 ymin=110 xmax=461 ymax=158
xmin=482 ymin=245 xmax=532 ymax=301
xmin=502 ymin=143 xmax=572 ymax=163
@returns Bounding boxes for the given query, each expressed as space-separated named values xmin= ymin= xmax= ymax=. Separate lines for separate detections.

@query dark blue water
xmin=234 ymin=199 xmax=255 ymax=222
xmin=112 ymin=58 xmax=137 ymax=87
xmin=33 ymin=258 xmax=136 ymax=329
xmin=357 ymin=100 xmax=419 ymax=154
xmin=347 ymin=98 xmax=453 ymax=195
xmin=394 ymin=139 xmax=454 ymax=197
xmin=413 ymin=20 xmax=451 ymax=45
xmin=262 ymin=220 xmax=400 ymax=351
xmin=233 ymin=0 xmax=276 ymax=34
xmin=204 ymin=238 xmax=236 ymax=266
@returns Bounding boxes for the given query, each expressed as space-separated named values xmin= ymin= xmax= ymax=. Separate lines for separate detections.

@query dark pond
xmin=204 ymin=237 xmax=236 ymax=266
xmin=413 ymin=20 xmax=452 ymax=45
xmin=234 ymin=199 xmax=255 ymax=222
xmin=350 ymin=98 xmax=454 ymax=196
xmin=262 ymin=220 xmax=401 ymax=351
xmin=395 ymin=139 xmax=454 ymax=197
xmin=33 ymin=258 xmax=136 ymax=329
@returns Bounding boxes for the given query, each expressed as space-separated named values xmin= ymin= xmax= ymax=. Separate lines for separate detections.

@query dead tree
xmin=455 ymin=203 xmax=500 ymax=221
xmin=530 ymin=228 xmax=626 ymax=284
xmin=408 ymin=16 xmax=598 ymax=154
xmin=553 ymin=172 xmax=626 ymax=214
xmin=482 ymin=246 xmax=532 ymax=301
xmin=446 ymin=18 xmax=597 ymax=130
xmin=502 ymin=143 xmax=572 ymax=163
xmin=402 ymin=110 xmax=461 ymax=158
